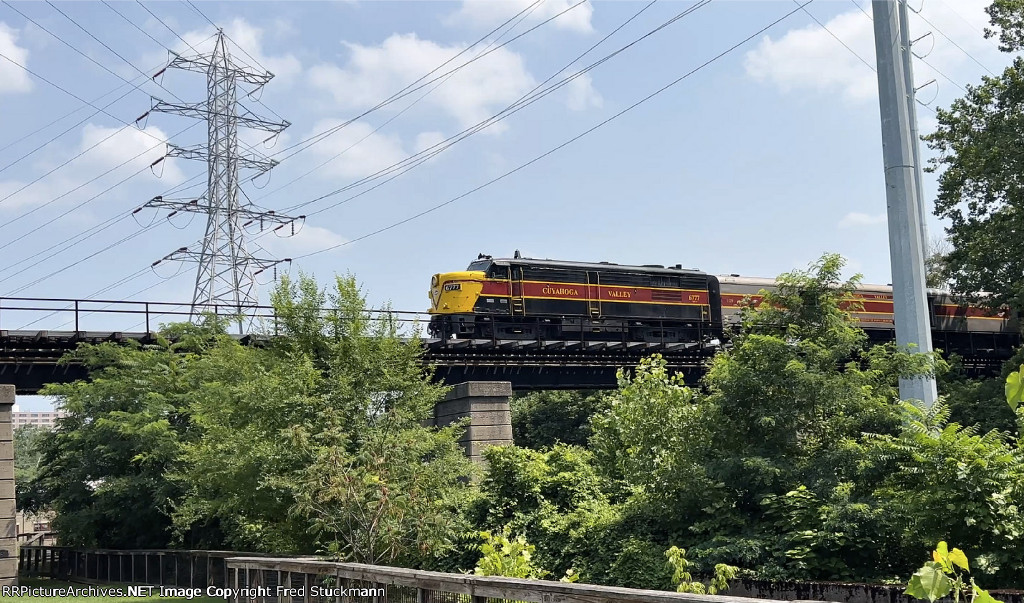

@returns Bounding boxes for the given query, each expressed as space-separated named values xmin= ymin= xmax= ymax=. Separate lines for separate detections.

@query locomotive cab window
xmin=488 ymin=265 xmax=509 ymax=279
xmin=467 ymin=260 xmax=491 ymax=271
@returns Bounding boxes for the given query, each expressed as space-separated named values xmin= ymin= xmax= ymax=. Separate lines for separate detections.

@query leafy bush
xmin=511 ymin=390 xmax=610 ymax=449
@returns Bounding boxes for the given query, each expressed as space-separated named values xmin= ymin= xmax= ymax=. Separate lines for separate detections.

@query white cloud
xmin=305 ymin=119 xmax=408 ymax=180
xmin=0 ymin=22 xmax=33 ymax=94
xmin=565 ymin=73 xmax=602 ymax=111
xmin=415 ymin=131 xmax=446 ymax=153
xmin=263 ymin=224 xmax=347 ymax=255
xmin=744 ymin=11 xmax=876 ymax=102
xmin=448 ymin=0 xmax=594 ymax=34
xmin=309 ymin=33 xmax=536 ymax=133
xmin=76 ymin=124 xmax=185 ymax=182
xmin=839 ymin=211 xmax=887 ymax=228
xmin=0 ymin=123 xmax=184 ymax=211
xmin=744 ymin=0 xmax=1005 ymax=103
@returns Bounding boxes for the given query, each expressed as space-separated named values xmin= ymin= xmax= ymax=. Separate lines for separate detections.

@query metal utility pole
xmin=144 ymin=31 xmax=300 ymax=326
xmin=898 ymin=0 xmax=929 ymax=247
xmin=872 ymin=0 xmax=937 ymax=406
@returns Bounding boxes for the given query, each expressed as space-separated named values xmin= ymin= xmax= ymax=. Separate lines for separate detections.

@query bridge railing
xmin=0 ymin=296 xmax=719 ymax=351
xmin=0 ymin=297 xmax=433 ymax=338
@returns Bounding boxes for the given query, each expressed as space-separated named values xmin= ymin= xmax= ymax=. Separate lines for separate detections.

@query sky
xmin=0 ymin=0 xmax=1015 ymax=410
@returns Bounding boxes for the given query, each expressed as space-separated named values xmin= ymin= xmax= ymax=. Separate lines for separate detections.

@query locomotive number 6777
xmin=427 ymin=253 xmax=1020 ymax=358
xmin=427 ymin=254 xmax=723 ymax=344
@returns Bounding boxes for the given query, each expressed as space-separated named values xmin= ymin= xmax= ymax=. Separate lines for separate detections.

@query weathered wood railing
xmin=225 ymin=557 xmax=829 ymax=603
xmin=23 ymin=547 xmax=1024 ymax=603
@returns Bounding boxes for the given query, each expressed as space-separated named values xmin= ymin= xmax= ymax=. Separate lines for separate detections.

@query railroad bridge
xmin=0 ymin=297 xmax=1011 ymax=394
xmin=0 ymin=297 xmax=711 ymax=394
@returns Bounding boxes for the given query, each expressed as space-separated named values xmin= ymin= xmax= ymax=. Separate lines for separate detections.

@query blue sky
xmin=0 ymin=0 xmax=1014 ymax=410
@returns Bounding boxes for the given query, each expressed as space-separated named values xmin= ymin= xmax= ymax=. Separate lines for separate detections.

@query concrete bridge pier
xmin=0 ymin=385 xmax=15 ymax=586
xmin=429 ymin=382 xmax=513 ymax=463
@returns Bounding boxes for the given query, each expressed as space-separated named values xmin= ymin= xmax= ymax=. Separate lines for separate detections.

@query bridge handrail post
xmin=74 ymin=300 xmax=79 ymax=332
xmin=146 ymin=303 xmax=151 ymax=333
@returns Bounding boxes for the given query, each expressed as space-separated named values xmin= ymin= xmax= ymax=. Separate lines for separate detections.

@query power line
xmin=262 ymin=0 xmax=584 ymax=163
xmin=45 ymin=0 xmax=189 ymax=106
xmin=0 ymin=121 xmax=201 ymax=256
xmin=0 ymin=182 xmax=206 ymax=279
xmin=184 ymin=0 xmax=217 ymax=30
xmin=845 ymin=3 xmax=960 ymax=104
xmin=933 ymin=0 xmax=1003 ymax=53
xmin=2 ymin=6 xmax=541 ymax=296
xmin=795 ymin=0 xmax=875 ymax=71
xmin=912 ymin=7 xmax=997 ymax=76
xmin=250 ymin=0 xmax=554 ymax=204
xmin=0 ymin=47 xmax=169 ymax=148
xmin=7 ymin=226 xmax=157 ymax=295
xmin=272 ymin=0 xmax=708 ymax=220
xmin=144 ymin=0 xmax=558 ymax=206
xmin=0 ymin=176 xmax=207 ymax=289
xmin=2 ymin=0 xmax=569 ymax=296
xmin=146 ymin=0 xmax=566 ymax=200
xmin=293 ymin=0 xmax=815 ymax=260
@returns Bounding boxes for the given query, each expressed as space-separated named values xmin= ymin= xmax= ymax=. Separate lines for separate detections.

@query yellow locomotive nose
xmin=428 ymin=270 xmax=486 ymax=314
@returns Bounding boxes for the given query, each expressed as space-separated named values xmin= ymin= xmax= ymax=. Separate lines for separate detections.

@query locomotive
xmin=427 ymin=254 xmax=1020 ymax=358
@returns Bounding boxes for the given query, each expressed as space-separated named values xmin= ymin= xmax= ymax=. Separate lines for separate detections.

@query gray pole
xmin=872 ymin=0 xmax=937 ymax=405
xmin=897 ymin=0 xmax=929 ymax=248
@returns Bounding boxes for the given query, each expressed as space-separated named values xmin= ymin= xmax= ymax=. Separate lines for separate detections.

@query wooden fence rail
xmin=19 ymin=546 xmax=828 ymax=603
xmin=224 ymin=556 xmax=829 ymax=603
xmin=23 ymin=547 xmax=1024 ymax=603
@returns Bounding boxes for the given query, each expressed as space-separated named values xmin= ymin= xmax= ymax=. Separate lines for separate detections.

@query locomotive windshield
xmin=467 ymin=260 xmax=491 ymax=271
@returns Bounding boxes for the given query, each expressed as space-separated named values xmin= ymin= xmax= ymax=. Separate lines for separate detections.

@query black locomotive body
xmin=428 ymin=256 xmax=722 ymax=344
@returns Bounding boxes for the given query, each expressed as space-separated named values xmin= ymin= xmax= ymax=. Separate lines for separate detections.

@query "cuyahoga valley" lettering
xmin=542 ymin=285 xmax=579 ymax=296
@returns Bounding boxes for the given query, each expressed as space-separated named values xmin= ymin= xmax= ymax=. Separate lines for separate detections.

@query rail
xmin=0 ymin=296 xmax=429 ymax=336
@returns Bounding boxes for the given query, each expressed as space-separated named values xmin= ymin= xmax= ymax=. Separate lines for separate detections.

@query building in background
xmin=13 ymin=411 xmax=65 ymax=429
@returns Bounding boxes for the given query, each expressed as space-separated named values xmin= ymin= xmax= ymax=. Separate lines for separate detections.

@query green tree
xmin=29 ymin=324 xmax=214 ymax=548
xmin=591 ymin=255 xmax=940 ymax=581
xmin=865 ymin=400 xmax=1024 ymax=585
xmin=174 ymin=273 xmax=475 ymax=565
xmin=986 ymin=0 xmax=1024 ymax=52
xmin=14 ymin=425 xmax=47 ymax=510
xmin=940 ymin=350 xmax=1024 ymax=436
xmin=923 ymin=0 xmax=1024 ymax=308
xmin=510 ymin=390 xmax=610 ymax=449
xmin=925 ymin=236 xmax=952 ymax=290
xmin=28 ymin=272 xmax=473 ymax=562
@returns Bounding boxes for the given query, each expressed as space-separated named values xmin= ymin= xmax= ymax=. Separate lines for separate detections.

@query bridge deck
xmin=0 ymin=329 xmax=714 ymax=393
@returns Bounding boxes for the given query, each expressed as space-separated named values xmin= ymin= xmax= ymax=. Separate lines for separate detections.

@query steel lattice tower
xmin=144 ymin=30 xmax=300 ymax=320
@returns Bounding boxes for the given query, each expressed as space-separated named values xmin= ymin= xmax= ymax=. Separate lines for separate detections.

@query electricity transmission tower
xmin=145 ymin=30 xmax=300 ymax=323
